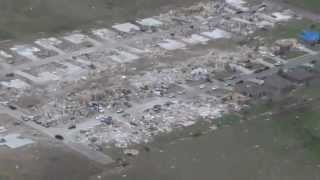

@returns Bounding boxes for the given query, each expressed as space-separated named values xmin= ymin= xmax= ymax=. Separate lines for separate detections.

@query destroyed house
xmin=235 ymin=75 xmax=294 ymax=98
xmin=281 ymin=68 xmax=314 ymax=83
xmin=262 ymin=75 xmax=294 ymax=95
xmin=235 ymin=81 xmax=268 ymax=98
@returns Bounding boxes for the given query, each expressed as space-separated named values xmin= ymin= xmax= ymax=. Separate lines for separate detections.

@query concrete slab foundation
xmin=158 ymin=39 xmax=186 ymax=50
xmin=112 ymin=23 xmax=141 ymax=33
xmin=0 ymin=134 xmax=34 ymax=149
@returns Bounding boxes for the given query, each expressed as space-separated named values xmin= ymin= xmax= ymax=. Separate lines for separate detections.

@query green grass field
xmin=249 ymin=82 xmax=320 ymax=160
xmin=285 ymin=0 xmax=320 ymax=13
xmin=257 ymin=18 xmax=320 ymax=44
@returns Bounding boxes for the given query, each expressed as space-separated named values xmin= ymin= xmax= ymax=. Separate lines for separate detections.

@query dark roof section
xmin=282 ymin=67 xmax=314 ymax=83
xmin=263 ymin=74 xmax=294 ymax=90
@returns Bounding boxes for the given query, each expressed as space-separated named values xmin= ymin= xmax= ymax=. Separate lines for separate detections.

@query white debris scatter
xmin=231 ymin=17 xmax=253 ymax=25
xmin=64 ymin=33 xmax=88 ymax=44
xmin=112 ymin=23 xmax=141 ymax=33
xmin=92 ymin=28 xmax=116 ymax=40
xmin=0 ymin=127 xmax=7 ymax=133
xmin=74 ymin=99 xmax=229 ymax=148
xmin=0 ymin=50 xmax=13 ymax=58
xmin=129 ymin=68 xmax=184 ymax=88
xmin=226 ymin=0 xmax=249 ymax=11
xmin=1 ymin=79 xmax=30 ymax=89
xmin=257 ymin=20 xmax=275 ymax=28
xmin=123 ymin=149 xmax=140 ymax=156
xmin=201 ymin=29 xmax=232 ymax=39
xmin=182 ymin=34 xmax=210 ymax=45
xmin=35 ymin=37 xmax=62 ymax=47
xmin=0 ymin=134 xmax=34 ymax=149
xmin=11 ymin=45 xmax=40 ymax=59
xmin=136 ymin=18 xmax=163 ymax=27
xmin=271 ymin=12 xmax=292 ymax=22
xmin=38 ymin=72 xmax=61 ymax=82
xmin=0 ymin=0 xmax=300 ymax=152
xmin=62 ymin=63 xmax=86 ymax=80
xmin=158 ymin=39 xmax=186 ymax=50
xmin=109 ymin=50 xmax=140 ymax=63
xmin=210 ymin=124 xmax=218 ymax=131
xmin=191 ymin=67 xmax=209 ymax=81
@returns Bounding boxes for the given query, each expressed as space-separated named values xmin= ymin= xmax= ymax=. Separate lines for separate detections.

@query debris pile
xmin=0 ymin=0 xmax=306 ymax=152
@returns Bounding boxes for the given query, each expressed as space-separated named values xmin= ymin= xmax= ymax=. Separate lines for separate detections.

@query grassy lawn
xmin=274 ymin=102 xmax=320 ymax=159
xmin=292 ymin=80 xmax=320 ymax=99
xmin=0 ymin=175 xmax=9 ymax=180
xmin=256 ymin=19 xmax=320 ymax=44
xmin=211 ymin=78 xmax=320 ymax=160
xmin=284 ymin=0 xmax=320 ymax=13
xmin=216 ymin=113 xmax=242 ymax=127
xmin=0 ymin=30 xmax=14 ymax=41
xmin=281 ymin=50 xmax=307 ymax=60
xmin=247 ymin=82 xmax=320 ymax=160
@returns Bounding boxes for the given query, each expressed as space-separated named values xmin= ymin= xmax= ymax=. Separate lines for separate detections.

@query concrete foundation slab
xmin=1 ymin=79 xmax=30 ymax=89
xmin=38 ymin=72 xmax=61 ymax=82
xmin=136 ymin=18 xmax=163 ymax=27
xmin=181 ymin=34 xmax=210 ymax=45
xmin=35 ymin=37 xmax=65 ymax=55
xmin=201 ymin=29 xmax=232 ymax=39
xmin=64 ymin=33 xmax=89 ymax=44
xmin=92 ymin=28 xmax=116 ymax=40
xmin=62 ymin=62 xmax=87 ymax=80
xmin=35 ymin=37 xmax=63 ymax=47
xmin=109 ymin=50 xmax=140 ymax=63
xmin=112 ymin=23 xmax=141 ymax=33
xmin=11 ymin=45 xmax=41 ymax=61
xmin=0 ymin=134 xmax=34 ymax=149
xmin=158 ymin=39 xmax=186 ymax=50
xmin=16 ymin=70 xmax=60 ymax=84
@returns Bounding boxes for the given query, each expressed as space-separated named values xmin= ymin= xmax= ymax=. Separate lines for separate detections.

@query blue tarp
xmin=300 ymin=31 xmax=320 ymax=43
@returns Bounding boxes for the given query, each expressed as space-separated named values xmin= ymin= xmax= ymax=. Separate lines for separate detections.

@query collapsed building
xmin=0 ymin=0 xmax=316 ymax=155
